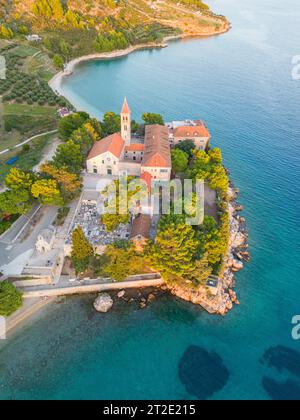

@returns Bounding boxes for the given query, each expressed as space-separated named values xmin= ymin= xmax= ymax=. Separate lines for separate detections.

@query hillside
xmin=0 ymin=1 xmax=229 ymax=60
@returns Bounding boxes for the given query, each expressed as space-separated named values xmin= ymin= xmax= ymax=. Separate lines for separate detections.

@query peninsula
xmin=0 ymin=1 xmax=244 ymax=333
xmin=0 ymin=98 xmax=249 ymax=331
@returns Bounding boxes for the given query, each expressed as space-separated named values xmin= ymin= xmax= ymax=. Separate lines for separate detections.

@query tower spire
xmin=121 ymin=97 xmax=131 ymax=145
xmin=121 ymin=97 xmax=131 ymax=114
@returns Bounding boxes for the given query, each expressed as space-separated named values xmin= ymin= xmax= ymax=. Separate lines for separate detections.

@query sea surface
xmin=1 ymin=0 xmax=300 ymax=400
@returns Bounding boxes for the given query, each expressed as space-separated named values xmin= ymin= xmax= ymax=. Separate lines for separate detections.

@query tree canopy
xmin=142 ymin=113 xmax=164 ymax=126
xmin=0 ymin=282 xmax=23 ymax=317
xmin=146 ymin=219 xmax=198 ymax=278
xmin=101 ymin=112 xmax=121 ymax=137
xmin=171 ymin=148 xmax=189 ymax=174
xmin=53 ymin=140 xmax=84 ymax=174
xmin=71 ymin=226 xmax=94 ymax=274
xmin=190 ymin=148 xmax=229 ymax=198
xmin=58 ymin=112 xmax=90 ymax=141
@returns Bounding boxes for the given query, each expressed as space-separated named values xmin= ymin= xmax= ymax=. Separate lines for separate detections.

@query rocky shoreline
xmin=161 ymin=184 xmax=249 ymax=316
xmin=93 ymin=185 xmax=249 ymax=318
xmin=218 ymin=185 xmax=250 ymax=314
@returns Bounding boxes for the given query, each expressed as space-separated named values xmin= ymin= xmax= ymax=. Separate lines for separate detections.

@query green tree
xmin=59 ymin=40 xmax=71 ymax=58
xmin=101 ymin=112 xmax=121 ymax=137
xmin=146 ymin=220 xmax=198 ymax=278
xmin=5 ymin=168 xmax=35 ymax=191
xmin=185 ymin=253 xmax=212 ymax=286
xmin=175 ymin=140 xmax=195 ymax=159
xmin=0 ymin=189 xmax=32 ymax=215
xmin=39 ymin=163 xmax=82 ymax=202
xmin=171 ymin=148 xmax=189 ymax=174
xmin=32 ymin=0 xmax=64 ymax=21
xmin=53 ymin=54 xmax=64 ymax=69
xmin=64 ymin=10 xmax=80 ymax=28
xmin=71 ymin=126 xmax=93 ymax=155
xmin=101 ymin=246 xmax=133 ymax=281
xmin=71 ymin=226 xmax=94 ymax=274
xmin=0 ymin=25 xmax=14 ymax=39
xmin=101 ymin=213 xmax=129 ymax=232
xmin=198 ymin=215 xmax=229 ymax=270
xmin=142 ymin=113 xmax=164 ymax=126
xmin=191 ymin=148 xmax=229 ymax=198
xmin=0 ymin=282 xmax=23 ymax=317
xmin=58 ymin=112 xmax=90 ymax=140
xmin=31 ymin=179 xmax=63 ymax=206
xmin=53 ymin=140 xmax=84 ymax=173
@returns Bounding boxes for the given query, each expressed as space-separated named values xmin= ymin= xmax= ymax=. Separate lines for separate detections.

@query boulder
xmin=117 ymin=290 xmax=126 ymax=299
xmin=232 ymin=260 xmax=244 ymax=272
xmin=94 ymin=293 xmax=113 ymax=313
xmin=147 ymin=293 xmax=156 ymax=303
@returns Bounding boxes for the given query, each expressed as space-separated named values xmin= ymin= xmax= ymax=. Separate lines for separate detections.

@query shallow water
xmin=1 ymin=0 xmax=300 ymax=400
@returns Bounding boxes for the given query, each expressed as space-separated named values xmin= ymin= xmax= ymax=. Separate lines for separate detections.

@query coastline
xmin=47 ymin=21 xmax=249 ymax=318
xmin=5 ymin=297 xmax=55 ymax=338
xmin=49 ymin=25 xmax=230 ymax=96
xmin=165 ymin=185 xmax=249 ymax=316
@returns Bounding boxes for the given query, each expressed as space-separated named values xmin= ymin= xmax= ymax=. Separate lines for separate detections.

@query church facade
xmin=86 ymin=98 xmax=210 ymax=183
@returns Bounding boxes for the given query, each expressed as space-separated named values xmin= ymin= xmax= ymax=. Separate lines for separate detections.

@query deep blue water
xmin=1 ymin=0 xmax=300 ymax=400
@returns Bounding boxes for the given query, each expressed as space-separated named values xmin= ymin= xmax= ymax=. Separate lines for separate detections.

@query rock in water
xmin=117 ymin=290 xmax=125 ymax=298
xmin=94 ymin=293 xmax=113 ymax=313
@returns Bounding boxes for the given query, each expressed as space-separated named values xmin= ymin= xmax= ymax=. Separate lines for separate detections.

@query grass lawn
xmin=0 ymin=103 xmax=58 ymax=152
xmin=0 ymin=132 xmax=58 ymax=185
xmin=3 ymin=103 xmax=58 ymax=117
xmin=7 ymin=44 xmax=40 ymax=58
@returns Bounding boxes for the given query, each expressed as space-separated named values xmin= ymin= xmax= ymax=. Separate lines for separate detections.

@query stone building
xmin=35 ymin=227 xmax=56 ymax=254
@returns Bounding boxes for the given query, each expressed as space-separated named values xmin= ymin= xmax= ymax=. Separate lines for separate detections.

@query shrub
xmin=0 ymin=282 xmax=23 ymax=317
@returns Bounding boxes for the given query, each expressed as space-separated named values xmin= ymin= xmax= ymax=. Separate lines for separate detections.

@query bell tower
xmin=121 ymin=97 xmax=131 ymax=145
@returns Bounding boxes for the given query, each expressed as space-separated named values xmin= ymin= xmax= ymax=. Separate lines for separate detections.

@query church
xmin=86 ymin=98 xmax=210 ymax=185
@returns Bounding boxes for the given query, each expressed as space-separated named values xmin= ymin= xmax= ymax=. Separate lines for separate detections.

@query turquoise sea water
xmin=1 ymin=0 xmax=300 ymax=400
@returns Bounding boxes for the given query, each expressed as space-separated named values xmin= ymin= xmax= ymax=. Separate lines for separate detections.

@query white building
xmin=86 ymin=98 xmax=211 ymax=183
xmin=86 ymin=98 xmax=172 ymax=182
xmin=167 ymin=119 xmax=211 ymax=150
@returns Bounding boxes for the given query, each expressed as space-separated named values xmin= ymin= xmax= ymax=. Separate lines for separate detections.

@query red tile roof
xmin=125 ymin=144 xmax=145 ymax=152
xmin=142 ymin=125 xmax=171 ymax=168
xmin=141 ymin=171 xmax=152 ymax=192
xmin=121 ymin=97 xmax=131 ymax=114
xmin=87 ymin=133 xmax=124 ymax=160
xmin=173 ymin=122 xmax=210 ymax=139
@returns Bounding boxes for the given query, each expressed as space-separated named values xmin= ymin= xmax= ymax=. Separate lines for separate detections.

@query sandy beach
xmin=48 ymin=26 xmax=230 ymax=96
xmin=5 ymin=297 xmax=56 ymax=338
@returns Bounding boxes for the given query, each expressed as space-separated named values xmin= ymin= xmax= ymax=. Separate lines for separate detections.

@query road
xmin=0 ymin=206 xmax=58 ymax=275
xmin=0 ymin=129 xmax=58 ymax=156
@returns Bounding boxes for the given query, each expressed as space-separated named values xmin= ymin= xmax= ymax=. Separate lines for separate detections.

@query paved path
xmin=0 ymin=204 xmax=40 ymax=245
xmin=21 ymin=275 xmax=164 ymax=298
xmin=0 ymin=206 xmax=58 ymax=273
xmin=0 ymin=129 xmax=58 ymax=156
xmin=32 ymin=137 xmax=61 ymax=171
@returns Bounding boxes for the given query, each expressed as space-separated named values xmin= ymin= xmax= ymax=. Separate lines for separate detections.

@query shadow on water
xmin=262 ymin=377 xmax=300 ymax=401
xmin=178 ymin=345 xmax=230 ymax=400
xmin=152 ymin=295 xmax=200 ymax=325
xmin=261 ymin=345 xmax=300 ymax=400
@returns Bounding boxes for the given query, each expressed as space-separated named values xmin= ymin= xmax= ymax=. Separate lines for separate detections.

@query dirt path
xmin=32 ymin=137 xmax=61 ymax=171
xmin=0 ymin=129 xmax=58 ymax=155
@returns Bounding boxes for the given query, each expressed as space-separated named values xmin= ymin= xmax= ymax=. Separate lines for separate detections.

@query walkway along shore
xmin=21 ymin=277 xmax=164 ymax=298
